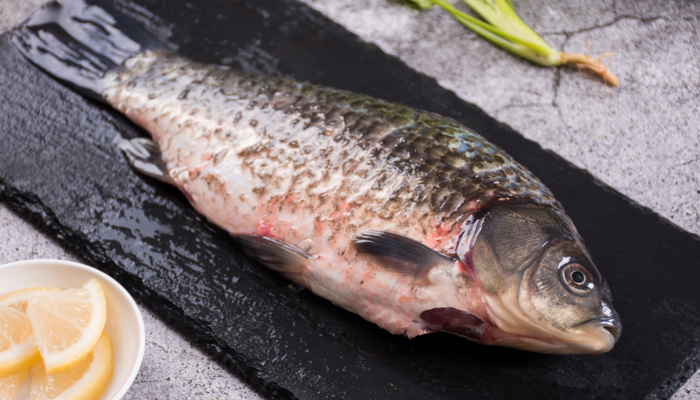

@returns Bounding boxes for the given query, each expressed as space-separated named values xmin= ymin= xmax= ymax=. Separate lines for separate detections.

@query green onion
xmin=398 ymin=0 xmax=618 ymax=86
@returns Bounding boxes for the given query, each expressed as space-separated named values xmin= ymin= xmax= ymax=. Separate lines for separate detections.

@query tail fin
xmin=11 ymin=0 xmax=163 ymax=101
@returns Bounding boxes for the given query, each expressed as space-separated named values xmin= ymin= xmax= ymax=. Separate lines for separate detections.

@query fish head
xmin=460 ymin=204 xmax=621 ymax=355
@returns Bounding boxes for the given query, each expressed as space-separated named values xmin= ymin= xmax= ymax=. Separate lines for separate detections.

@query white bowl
xmin=0 ymin=259 xmax=145 ymax=400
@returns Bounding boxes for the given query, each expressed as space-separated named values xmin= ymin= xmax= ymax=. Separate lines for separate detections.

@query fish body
xmin=12 ymin=0 xmax=621 ymax=354
xmin=103 ymin=51 xmax=558 ymax=340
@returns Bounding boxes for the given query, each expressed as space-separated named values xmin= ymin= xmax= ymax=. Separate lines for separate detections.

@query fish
xmin=11 ymin=0 xmax=621 ymax=355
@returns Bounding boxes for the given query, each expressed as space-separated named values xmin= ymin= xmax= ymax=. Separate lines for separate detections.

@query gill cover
xmin=464 ymin=204 xmax=621 ymax=354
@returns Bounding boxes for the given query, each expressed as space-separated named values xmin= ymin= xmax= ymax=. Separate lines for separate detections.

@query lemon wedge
xmin=26 ymin=279 xmax=107 ymax=375
xmin=0 ymin=287 xmax=62 ymax=313
xmin=29 ymin=332 xmax=113 ymax=400
xmin=0 ymin=367 xmax=29 ymax=400
xmin=0 ymin=305 xmax=41 ymax=377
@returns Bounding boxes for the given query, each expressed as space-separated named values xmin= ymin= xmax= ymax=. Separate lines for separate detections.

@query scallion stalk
xmin=398 ymin=0 xmax=618 ymax=86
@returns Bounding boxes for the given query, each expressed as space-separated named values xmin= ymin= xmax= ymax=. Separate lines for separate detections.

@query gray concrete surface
xmin=1 ymin=0 xmax=699 ymax=398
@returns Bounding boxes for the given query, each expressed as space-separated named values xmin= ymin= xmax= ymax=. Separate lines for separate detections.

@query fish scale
xmin=104 ymin=51 xmax=561 ymax=252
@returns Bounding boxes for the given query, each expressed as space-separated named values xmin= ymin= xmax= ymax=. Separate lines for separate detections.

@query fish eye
xmin=560 ymin=263 xmax=594 ymax=294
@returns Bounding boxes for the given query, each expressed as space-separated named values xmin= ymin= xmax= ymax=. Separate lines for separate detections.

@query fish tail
xmin=10 ymin=0 xmax=163 ymax=102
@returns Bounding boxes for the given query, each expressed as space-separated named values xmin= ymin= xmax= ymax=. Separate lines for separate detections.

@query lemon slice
xmin=0 ymin=287 xmax=65 ymax=377
xmin=0 ymin=367 xmax=28 ymax=400
xmin=29 ymin=332 xmax=113 ymax=400
xmin=0 ymin=287 xmax=62 ymax=313
xmin=0 ymin=305 xmax=41 ymax=377
xmin=26 ymin=279 xmax=107 ymax=375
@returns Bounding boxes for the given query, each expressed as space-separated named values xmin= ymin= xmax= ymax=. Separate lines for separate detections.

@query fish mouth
xmin=576 ymin=317 xmax=622 ymax=355
xmin=597 ymin=318 xmax=622 ymax=343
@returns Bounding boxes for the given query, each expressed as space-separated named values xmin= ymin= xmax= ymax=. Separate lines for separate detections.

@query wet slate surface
xmin=1 ymin=0 xmax=700 ymax=399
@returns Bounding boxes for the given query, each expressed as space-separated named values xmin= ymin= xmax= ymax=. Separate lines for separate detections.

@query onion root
xmin=559 ymin=52 xmax=619 ymax=87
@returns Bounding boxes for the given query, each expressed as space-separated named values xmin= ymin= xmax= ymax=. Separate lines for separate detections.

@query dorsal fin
xmin=352 ymin=230 xmax=454 ymax=280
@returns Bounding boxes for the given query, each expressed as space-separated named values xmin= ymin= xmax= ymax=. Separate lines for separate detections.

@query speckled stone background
xmin=1 ymin=0 xmax=698 ymax=398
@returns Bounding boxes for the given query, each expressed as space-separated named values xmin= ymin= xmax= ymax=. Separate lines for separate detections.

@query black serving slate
xmin=1 ymin=0 xmax=699 ymax=399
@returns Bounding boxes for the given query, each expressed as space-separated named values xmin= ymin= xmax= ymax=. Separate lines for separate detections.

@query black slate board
xmin=2 ymin=0 xmax=700 ymax=399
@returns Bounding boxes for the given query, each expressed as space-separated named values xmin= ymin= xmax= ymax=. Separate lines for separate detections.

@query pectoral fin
xmin=232 ymin=234 xmax=308 ymax=278
xmin=119 ymin=138 xmax=173 ymax=184
xmin=352 ymin=230 xmax=454 ymax=280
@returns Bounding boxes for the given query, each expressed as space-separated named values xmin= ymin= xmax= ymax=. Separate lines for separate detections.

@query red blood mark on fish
xmin=457 ymin=259 xmax=476 ymax=279
xmin=189 ymin=166 xmax=201 ymax=180
xmin=423 ymin=222 xmax=457 ymax=252
xmin=256 ymin=221 xmax=279 ymax=239
xmin=314 ymin=220 xmax=325 ymax=237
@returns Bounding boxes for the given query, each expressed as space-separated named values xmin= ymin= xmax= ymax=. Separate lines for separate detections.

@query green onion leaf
xmin=397 ymin=0 xmax=618 ymax=86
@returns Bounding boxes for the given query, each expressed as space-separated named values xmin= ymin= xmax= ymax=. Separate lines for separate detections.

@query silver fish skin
xmin=12 ymin=0 xmax=621 ymax=355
